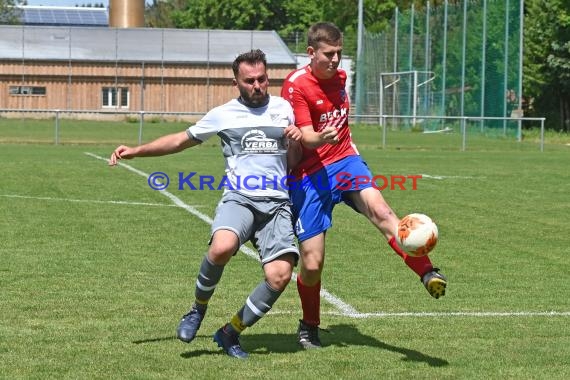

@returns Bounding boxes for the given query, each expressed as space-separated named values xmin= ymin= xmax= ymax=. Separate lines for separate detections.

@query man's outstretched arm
xmin=109 ymin=131 xmax=199 ymax=165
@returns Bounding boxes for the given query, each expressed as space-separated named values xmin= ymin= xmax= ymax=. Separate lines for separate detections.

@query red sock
xmin=388 ymin=236 xmax=433 ymax=277
xmin=296 ymin=275 xmax=320 ymax=326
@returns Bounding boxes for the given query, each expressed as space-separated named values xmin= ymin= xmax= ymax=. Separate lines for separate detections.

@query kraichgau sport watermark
xmin=146 ymin=171 xmax=423 ymax=191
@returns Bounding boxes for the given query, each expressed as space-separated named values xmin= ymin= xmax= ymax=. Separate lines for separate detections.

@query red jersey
xmin=281 ymin=65 xmax=358 ymax=179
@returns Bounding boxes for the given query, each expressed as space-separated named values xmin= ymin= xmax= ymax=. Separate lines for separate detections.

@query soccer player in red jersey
xmin=281 ymin=22 xmax=448 ymax=349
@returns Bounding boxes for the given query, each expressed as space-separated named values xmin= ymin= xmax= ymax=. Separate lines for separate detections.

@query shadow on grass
xmin=131 ymin=334 xmax=223 ymax=358
xmin=163 ymin=323 xmax=448 ymax=365
xmin=323 ymin=324 xmax=449 ymax=367
xmin=132 ymin=336 xmax=177 ymax=344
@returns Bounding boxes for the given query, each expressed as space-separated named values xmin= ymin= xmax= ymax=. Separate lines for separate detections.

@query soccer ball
xmin=396 ymin=213 xmax=438 ymax=257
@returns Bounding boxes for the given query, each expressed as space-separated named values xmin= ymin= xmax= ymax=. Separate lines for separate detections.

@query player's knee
xmin=265 ymin=265 xmax=293 ymax=291
xmin=299 ymin=265 xmax=322 ymax=286
xmin=300 ymin=253 xmax=322 ymax=271
xmin=207 ymin=244 xmax=236 ymax=265
xmin=267 ymin=273 xmax=291 ymax=291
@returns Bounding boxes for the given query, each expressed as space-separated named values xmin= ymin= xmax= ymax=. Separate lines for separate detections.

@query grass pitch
xmin=0 ymin=123 xmax=569 ymax=379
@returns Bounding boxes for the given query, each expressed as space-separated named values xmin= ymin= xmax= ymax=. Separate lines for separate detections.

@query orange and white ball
xmin=396 ymin=213 xmax=438 ymax=257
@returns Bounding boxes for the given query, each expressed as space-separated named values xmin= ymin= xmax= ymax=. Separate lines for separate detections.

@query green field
xmin=1 ymin=123 xmax=569 ymax=379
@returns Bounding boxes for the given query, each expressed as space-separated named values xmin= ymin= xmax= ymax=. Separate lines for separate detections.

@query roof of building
xmin=17 ymin=6 xmax=108 ymax=27
xmin=0 ymin=25 xmax=297 ymax=65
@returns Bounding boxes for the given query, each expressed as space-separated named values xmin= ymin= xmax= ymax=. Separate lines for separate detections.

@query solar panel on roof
xmin=19 ymin=6 xmax=108 ymax=27
xmin=54 ymin=12 xmax=67 ymax=22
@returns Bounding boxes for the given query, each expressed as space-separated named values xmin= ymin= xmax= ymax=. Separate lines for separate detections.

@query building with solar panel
xmin=0 ymin=1 xmax=297 ymax=116
xmin=18 ymin=6 xmax=108 ymax=27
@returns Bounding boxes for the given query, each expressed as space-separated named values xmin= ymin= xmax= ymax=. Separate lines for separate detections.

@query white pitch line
xmin=330 ymin=311 xmax=570 ymax=318
xmin=269 ymin=310 xmax=570 ymax=318
xmin=420 ymin=173 xmax=482 ymax=180
xmin=0 ymin=194 xmax=180 ymax=208
xmin=85 ymin=152 xmax=359 ymax=316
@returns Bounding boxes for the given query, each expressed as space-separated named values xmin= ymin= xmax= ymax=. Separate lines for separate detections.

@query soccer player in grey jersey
xmin=109 ymin=49 xmax=302 ymax=359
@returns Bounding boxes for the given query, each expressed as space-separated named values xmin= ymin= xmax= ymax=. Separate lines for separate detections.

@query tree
xmin=0 ymin=0 xmax=23 ymax=25
xmin=144 ymin=0 xmax=396 ymax=56
xmin=320 ymin=0 xmax=397 ymax=54
xmin=145 ymin=0 xmax=186 ymax=28
xmin=544 ymin=3 xmax=570 ymax=131
xmin=524 ymin=0 xmax=570 ymax=131
xmin=168 ymin=0 xmax=276 ymax=30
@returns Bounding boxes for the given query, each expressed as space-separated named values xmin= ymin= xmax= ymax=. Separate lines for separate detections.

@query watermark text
xmin=147 ymin=171 xmax=423 ymax=191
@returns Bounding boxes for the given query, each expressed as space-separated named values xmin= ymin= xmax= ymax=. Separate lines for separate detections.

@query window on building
xmin=102 ymin=87 xmax=129 ymax=108
xmin=9 ymin=86 xmax=47 ymax=96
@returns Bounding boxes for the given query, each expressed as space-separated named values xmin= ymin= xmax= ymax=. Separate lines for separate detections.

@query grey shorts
xmin=211 ymin=191 xmax=299 ymax=265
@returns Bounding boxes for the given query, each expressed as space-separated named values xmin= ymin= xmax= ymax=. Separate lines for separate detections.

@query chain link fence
xmin=355 ymin=0 xmax=524 ymax=135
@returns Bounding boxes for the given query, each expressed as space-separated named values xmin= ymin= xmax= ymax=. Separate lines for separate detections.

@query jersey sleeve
xmin=282 ymin=80 xmax=313 ymax=129
xmin=186 ymin=108 xmax=221 ymax=142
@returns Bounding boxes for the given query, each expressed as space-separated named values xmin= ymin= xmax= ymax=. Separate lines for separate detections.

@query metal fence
xmin=0 ymin=109 xmax=203 ymax=146
xmin=0 ymin=109 xmax=546 ymax=151
xmin=374 ymin=114 xmax=546 ymax=152
xmin=355 ymin=0 xmax=524 ymax=133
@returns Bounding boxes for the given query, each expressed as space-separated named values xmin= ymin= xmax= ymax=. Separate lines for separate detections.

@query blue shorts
xmin=290 ymin=155 xmax=375 ymax=242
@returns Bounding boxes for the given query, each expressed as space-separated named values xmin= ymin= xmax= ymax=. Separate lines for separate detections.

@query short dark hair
xmin=307 ymin=22 xmax=343 ymax=49
xmin=232 ymin=49 xmax=267 ymax=77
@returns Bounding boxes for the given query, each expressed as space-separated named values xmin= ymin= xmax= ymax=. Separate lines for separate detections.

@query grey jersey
xmin=186 ymin=95 xmax=294 ymax=199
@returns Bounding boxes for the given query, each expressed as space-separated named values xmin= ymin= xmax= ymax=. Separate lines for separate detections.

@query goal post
xmin=379 ymin=70 xmax=437 ymax=129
